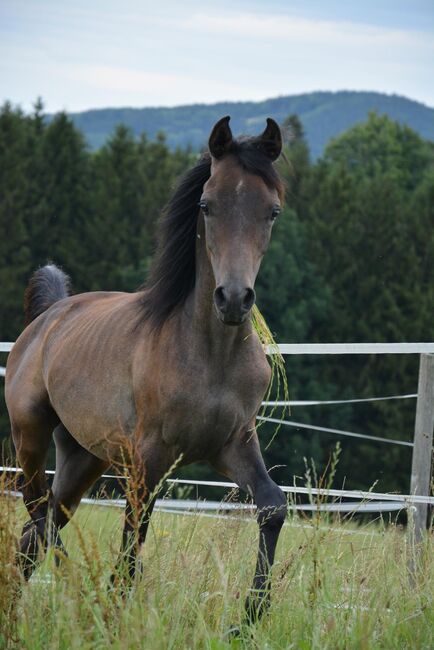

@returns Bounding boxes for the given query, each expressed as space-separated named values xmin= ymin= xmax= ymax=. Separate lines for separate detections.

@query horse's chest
xmin=161 ymin=381 xmax=255 ymax=460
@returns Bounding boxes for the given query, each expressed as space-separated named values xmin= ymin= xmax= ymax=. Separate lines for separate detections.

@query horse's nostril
xmin=214 ymin=286 xmax=255 ymax=315
xmin=214 ymin=286 xmax=227 ymax=310
xmin=214 ymin=285 xmax=255 ymax=320
xmin=242 ymin=288 xmax=256 ymax=311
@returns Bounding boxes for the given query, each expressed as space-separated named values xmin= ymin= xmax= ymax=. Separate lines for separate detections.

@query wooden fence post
xmin=410 ymin=354 xmax=434 ymax=545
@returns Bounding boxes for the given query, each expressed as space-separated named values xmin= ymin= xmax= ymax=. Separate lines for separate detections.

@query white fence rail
xmin=3 ymin=341 xmax=434 ymax=355
xmin=2 ymin=467 xmax=434 ymax=518
xmin=2 ymin=465 xmax=432 ymax=505
xmin=1 ymin=341 xmax=434 ymax=535
xmin=267 ymin=343 xmax=434 ymax=355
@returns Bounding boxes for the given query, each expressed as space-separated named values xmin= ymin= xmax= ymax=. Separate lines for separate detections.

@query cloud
xmin=183 ymin=11 xmax=433 ymax=51
xmin=68 ymin=65 xmax=192 ymax=94
xmin=1 ymin=1 xmax=433 ymax=110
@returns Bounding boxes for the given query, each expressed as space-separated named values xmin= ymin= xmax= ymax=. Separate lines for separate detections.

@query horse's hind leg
xmin=11 ymin=402 xmax=60 ymax=579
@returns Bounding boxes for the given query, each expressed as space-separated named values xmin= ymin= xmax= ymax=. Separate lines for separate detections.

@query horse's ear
xmin=209 ymin=115 xmax=233 ymax=159
xmin=257 ymin=118 xmax=282 ymax=161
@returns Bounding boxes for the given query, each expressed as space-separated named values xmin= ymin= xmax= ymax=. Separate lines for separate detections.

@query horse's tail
xmin=24 ymin=263 xmax=72 ymax=325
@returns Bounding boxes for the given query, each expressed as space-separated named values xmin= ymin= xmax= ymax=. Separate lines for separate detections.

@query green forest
xmin=1 ymin=100 xmax=433 ymax=495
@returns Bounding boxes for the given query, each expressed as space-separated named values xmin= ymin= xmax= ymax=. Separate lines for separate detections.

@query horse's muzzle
xmin=213 ymin=285 xmax=256 ymax=326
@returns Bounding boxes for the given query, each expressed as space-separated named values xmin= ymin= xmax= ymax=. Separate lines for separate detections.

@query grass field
xmin=0 ymin=491 xmax=433 ymax=649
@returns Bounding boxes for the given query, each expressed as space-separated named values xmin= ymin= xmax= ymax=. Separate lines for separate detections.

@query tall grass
xmin=1 ymin=489 xmax=433 ymax=649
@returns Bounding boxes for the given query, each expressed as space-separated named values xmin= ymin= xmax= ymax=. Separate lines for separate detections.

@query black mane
xmin=138 ymin=137 xmax=284 ymax=330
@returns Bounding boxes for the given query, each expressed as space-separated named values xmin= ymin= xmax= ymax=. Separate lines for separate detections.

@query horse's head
xmin=200 ymin=116 xmax=283 ymax=326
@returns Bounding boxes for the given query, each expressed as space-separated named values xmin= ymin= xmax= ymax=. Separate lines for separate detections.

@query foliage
xmin=297 ymin=113 xmax=434 ymax=491
xmin=0 ymin=102 xmax=433 ymax=495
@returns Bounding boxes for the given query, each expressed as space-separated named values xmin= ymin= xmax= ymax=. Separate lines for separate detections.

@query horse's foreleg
xmin=111 ymin=449 xmax=169 ymax=590
xmin=213 ymin=428 xmax=287 ymax=623
xmin=112 ymin=489 xmax=156 ymax=587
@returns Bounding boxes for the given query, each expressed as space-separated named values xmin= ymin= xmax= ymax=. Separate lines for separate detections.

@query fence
xmin=1 ymin=341 xmax=434 ymax=541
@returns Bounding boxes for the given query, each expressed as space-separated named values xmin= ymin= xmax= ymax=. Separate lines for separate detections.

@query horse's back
xmin=7 ymin=290 xmax=137 ymax=378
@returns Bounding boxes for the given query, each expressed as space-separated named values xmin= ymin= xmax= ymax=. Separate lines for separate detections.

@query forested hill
xmin=68 ymin=91 xmax=434 ymax=157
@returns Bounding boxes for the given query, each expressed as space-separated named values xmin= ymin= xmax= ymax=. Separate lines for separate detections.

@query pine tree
xmin=281 ymin=114 xmax=311 ymax=209
xmin=0 ymin=103 xmax=31 ymax=340
xmin=33 ymin=112 xmax=92 ymax=291
xmin=0 ymin=103 xmax=32 ymax=449
xmin=88 ymin=127 xmax=190 ymax=291
xmin=303 ymin=113 xmax=434 ymax=490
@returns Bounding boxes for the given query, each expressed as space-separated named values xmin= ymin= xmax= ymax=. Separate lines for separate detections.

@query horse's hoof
xmin=53 ymin=546 xmax=69 ymax=568
xmin=226 ymin=625 xmax=241 ymax=638
xmin=225 ymin=623 xmax=254 ymax=641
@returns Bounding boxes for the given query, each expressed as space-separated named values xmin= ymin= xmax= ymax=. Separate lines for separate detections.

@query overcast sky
xmin=1 ymin=0 xmax=433 ymax=113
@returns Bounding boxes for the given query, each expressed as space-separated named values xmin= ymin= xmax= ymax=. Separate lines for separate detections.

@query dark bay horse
xmin=5 ymin=116 xmax=287 ymax=622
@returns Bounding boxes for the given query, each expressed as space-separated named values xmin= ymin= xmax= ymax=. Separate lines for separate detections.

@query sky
xmin=1 ymin=0 xmax=433 ymax=113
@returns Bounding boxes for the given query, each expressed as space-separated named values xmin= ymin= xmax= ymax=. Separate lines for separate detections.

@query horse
xmin=5 ymin=115 xmax=287 ymax=624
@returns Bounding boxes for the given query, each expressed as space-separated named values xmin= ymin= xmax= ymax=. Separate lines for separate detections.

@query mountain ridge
xmin=67 ymin=91 xmax=434 ymax=158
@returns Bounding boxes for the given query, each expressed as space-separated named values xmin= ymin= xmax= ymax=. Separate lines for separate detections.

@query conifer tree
xmin=304 ymin=113 xmax=434 ymax=490
xmin=34 ymin=112 xmax=91 ymax=290
xmin=0 ymin=103 xmax=31 ymax=340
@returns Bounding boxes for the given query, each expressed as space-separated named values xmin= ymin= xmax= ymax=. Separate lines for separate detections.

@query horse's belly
xmin=47 ymin=370 xmax=137 ymax=461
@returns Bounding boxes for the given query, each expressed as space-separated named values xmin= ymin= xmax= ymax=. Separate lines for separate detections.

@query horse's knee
xmin=257 ymin=485 xmax=286 ymax=530
xmin=257 ymin=504 xmax=286 ymax=530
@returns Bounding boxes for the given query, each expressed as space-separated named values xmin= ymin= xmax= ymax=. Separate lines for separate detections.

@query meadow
xmin=1 ymin=485 xmax=433 ymax=650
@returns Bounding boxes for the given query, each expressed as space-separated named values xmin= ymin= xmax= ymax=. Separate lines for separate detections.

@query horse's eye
xmin=198 ymin=200 xmax=209 ymax=215
xmin=270 ymin=206 xmax=281 ymax=222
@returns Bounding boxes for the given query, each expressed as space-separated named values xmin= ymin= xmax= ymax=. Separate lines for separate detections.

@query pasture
xmin=1 ymin=490 xmax=433 ymax=649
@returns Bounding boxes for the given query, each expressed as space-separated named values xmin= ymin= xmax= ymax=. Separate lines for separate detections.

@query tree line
xmin=1 ymin=101 xmax=433 ymax=493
